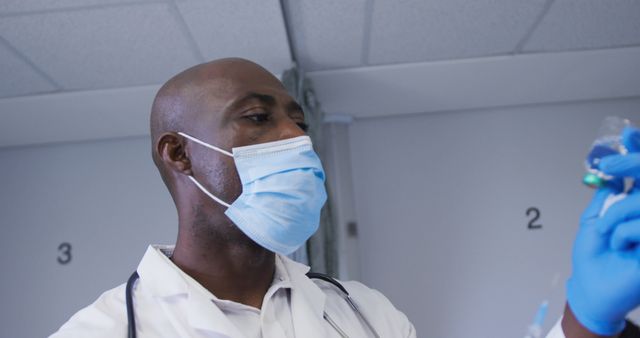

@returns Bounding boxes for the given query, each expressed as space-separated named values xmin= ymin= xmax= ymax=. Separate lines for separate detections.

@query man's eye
xmin=245 ymin=113 xmax=269 ymax=123
xmin=297 ymin=122 xmax=309 ymax=132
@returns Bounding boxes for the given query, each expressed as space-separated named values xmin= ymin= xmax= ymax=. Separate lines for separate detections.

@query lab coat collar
xmin=137 ymin=245 xmax=244 ymax=337
xmin=185 ymin=284 xmax=246 ymax=337
xmin=137 ymin=245 xmax=329 ymax=337
xmin=277 ymin=255 xmax=329 ymax=337
xmin=136 ymin=245 xmax=187 ymax=298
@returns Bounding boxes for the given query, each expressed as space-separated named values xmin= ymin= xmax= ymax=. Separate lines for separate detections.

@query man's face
xmin=185 ymin=64 xmax=308 ymax=208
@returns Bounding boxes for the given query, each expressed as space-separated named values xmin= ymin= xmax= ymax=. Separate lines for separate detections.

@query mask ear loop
xmin=186 ymin=176 xmax=231 ymax=208
xmin=178 ymin=132 xmax=233 ymax=157
xmin=177 ymin=132 xmax=233 ymax=208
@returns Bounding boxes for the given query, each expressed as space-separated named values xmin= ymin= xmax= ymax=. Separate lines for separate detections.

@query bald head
xmin=150 ymin=58 xmax=283 ymax=156
xmin=150 ymin=58 xmax=287 ymax=187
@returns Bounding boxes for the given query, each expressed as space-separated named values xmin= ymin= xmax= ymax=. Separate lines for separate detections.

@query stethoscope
xmin=126 ymin=271 xmax=381 ymax=338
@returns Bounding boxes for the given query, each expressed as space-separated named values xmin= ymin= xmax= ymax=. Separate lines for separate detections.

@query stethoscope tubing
xmin=126 ymin=272 xmax=139 ymax=338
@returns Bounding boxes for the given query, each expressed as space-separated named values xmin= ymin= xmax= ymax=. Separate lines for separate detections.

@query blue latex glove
xmin=567 ymin=126 xmax=640 ymax=336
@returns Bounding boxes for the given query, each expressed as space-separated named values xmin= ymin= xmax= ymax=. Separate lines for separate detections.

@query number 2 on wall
xmin=57 ymin=242 xmax=72 ymax=265
xmin=527 ymin=207 xmax=542 ymax=230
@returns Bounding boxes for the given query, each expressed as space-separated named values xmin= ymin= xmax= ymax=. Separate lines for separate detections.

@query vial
xmin=583 ymin=116 xmax=632 ymax=188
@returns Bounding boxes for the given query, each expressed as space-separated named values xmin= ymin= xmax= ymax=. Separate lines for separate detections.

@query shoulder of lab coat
xmin=346 ymin=280 xmax=417 ymax=337
xmin=49 ymin=283 xmax=127 ymax=338
xmin=314 ymin=277 xmax=417 ymax=338
xmin=545 ymin=318 xmax=566 ymax=338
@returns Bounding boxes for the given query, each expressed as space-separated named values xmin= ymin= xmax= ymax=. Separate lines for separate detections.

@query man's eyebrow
xmin=228 ymin=92 xmax=276 ymax=110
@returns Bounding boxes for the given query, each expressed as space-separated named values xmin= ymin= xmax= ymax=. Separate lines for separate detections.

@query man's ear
xmin=157 ymin=132 xmax=192 ymax=175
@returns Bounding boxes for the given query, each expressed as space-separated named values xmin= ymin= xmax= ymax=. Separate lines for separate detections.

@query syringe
xmin=524 ymin=300 xmax=549 ymax=338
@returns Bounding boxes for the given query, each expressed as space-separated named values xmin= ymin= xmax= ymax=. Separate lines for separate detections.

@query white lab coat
xmin=50 ymin=245 xmax=416 ymax=338
xmin=546 ymin=320 xmax=565 ymax=338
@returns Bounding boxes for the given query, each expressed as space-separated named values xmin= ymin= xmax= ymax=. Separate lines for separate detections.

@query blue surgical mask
xmin=177 ymin=132 xmax=327 ymax=255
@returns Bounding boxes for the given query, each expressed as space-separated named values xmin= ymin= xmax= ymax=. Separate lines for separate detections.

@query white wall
xmin=347 ymin=97 xmax=640 ymax=338
xmin=0 ymin=137 xmax=177 ymax=338
xmin=322 ymin=122 xmax=362 ymax=281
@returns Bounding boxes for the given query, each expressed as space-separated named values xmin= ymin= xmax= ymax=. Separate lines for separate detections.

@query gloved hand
xmin=567 ymin=126 xmax=640 ymax=336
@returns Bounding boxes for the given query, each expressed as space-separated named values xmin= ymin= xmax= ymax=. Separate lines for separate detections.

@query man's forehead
xmin=197 ymin=69 xmax=285 ymax=102
xmin=158 ymin=59 xmax=289 ymax=125
xmin=201 ymin=59 xmax=283 ymax=87
xmin=196 ymin=82 xmax=282 ymax=115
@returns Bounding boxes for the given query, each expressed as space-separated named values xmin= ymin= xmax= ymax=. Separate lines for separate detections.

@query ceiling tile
xmin=176 ymin=0 xmax=292 ymax=75
xmin=523 ymin=0 xmax=640 ymax=52
xmin=0 ymin=42 xmax=57 ymax=98
xmin=284 ymin=0 xmax=368 ymax=71
xmin=368 ymin=0 xmax=548 ymax=65
xmin=0 ymin=0 xmax=157 ymax=13
xmin=0 ymin=3 xmax=201 ymax=91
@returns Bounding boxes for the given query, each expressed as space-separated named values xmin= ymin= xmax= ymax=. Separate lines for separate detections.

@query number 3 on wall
xmin=527 ymin=207 xmax=542 ymax=230
xmin=57 ymin=242 xmax=72 ymax=265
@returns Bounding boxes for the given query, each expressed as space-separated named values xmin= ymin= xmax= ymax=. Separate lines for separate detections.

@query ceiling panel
xmin=0 ymin=42 xmax=57 ymax=98
xmin=523 ymin=0 xmax=640 ymax=52
xmin=0 ymin=0 xmax=158 ymax=13
xmin=309 ymin=47 xmax=640 ymax=118
xmin=368 ymin=0 xmax=548 ymax=65
xmin=0 ymin=3 xmax=201 ymax=91
xmin=284 ymin=0 xmax=368 ymax=72
xmin=176 ymin=0 xmax=291 ymax=75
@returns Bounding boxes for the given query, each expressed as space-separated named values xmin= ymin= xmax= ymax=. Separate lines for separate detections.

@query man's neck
xmin=171 ymin=233 xmax=276 ymax=309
